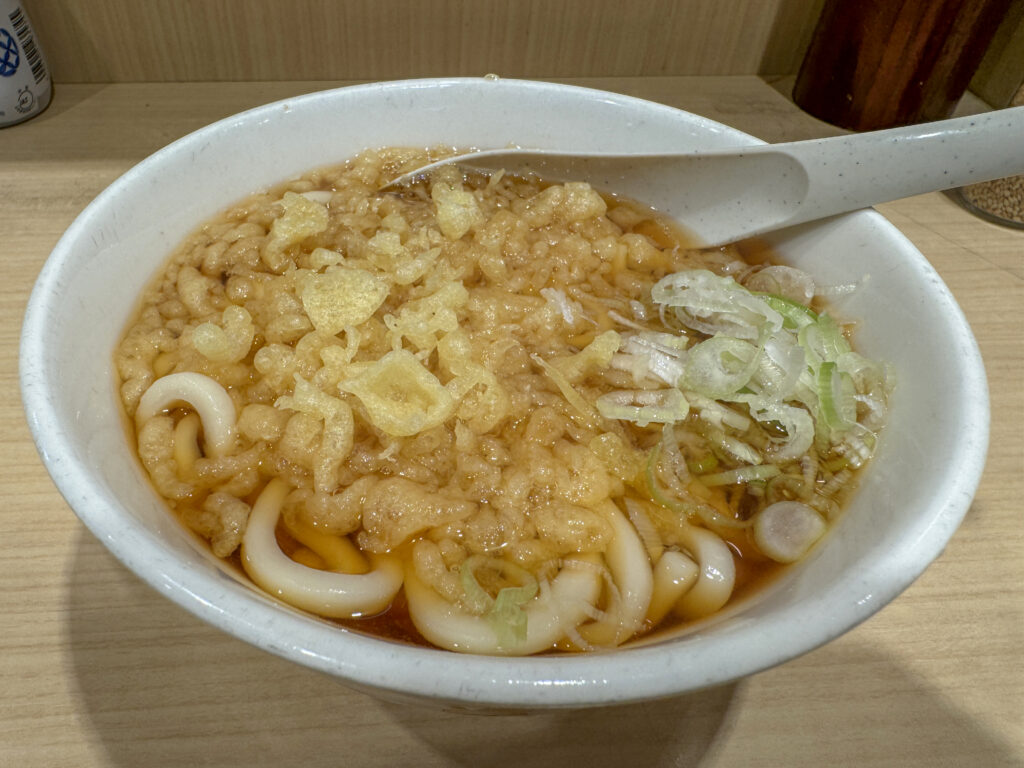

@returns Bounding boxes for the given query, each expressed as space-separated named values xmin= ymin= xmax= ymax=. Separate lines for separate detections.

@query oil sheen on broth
xmin=116 ymin=147 xmax=891 ymax=655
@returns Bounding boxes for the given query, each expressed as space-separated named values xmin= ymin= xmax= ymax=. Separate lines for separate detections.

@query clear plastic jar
xmin=955 ymin=176 xmax=1024 ymax=229
xmin=954 ymin=84 xmax=1024 ymax=229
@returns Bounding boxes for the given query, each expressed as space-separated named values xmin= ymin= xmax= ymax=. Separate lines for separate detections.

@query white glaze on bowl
xmin=20 ymin=78 xmax=989 ymax=708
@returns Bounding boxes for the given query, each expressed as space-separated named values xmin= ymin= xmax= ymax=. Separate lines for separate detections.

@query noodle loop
xmin=136 ymin=372 xmax=237 ymax=459
xmin=241 ymin=479 xmax=403 ymax=618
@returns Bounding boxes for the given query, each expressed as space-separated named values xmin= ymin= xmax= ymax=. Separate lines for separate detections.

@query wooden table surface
xmin=2 ymin=77 xmax=1021 ymax=768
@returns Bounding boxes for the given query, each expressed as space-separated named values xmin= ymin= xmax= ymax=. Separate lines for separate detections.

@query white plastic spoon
xmin=382 ymin=106 xmax=1024 ymax=246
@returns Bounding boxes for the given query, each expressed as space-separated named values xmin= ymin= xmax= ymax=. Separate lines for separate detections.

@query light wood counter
xmin=1 ymin=77 xmax=1021 ymax=767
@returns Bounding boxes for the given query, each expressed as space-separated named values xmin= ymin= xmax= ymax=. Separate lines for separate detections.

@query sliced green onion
xmin=703 ymin=424 xmax=763 ymax=465
xmin=822 ymin=456 xmax=851 ymax=473
xmin=837 ymin=351 xmax=890 ymax=399
xmin=619 ymin=332 xmax=689 ymax=386
xmin=651 ymin=269 xmax=783 ymax=341
xmin=744 ymin=266 xmax=815 ymax=304
xmin=745 ymin=401 xmax=816 ymax=461
xmin=646 ymin=443 xmax=700 ymax=515
xmin=459 ymin=555 xmax=539 ymax=649
xmin=693 ymin=501 xmax=753 ymax=530
xmin=751 ymin=335 xmax=805 ymax=400
xmin=628 ymin=331 xmax=690 ymax=352
xmin=836 ymin=424 xmax=878 ymax=467
xmin=817 ymin=361 xmax=856 ymax=432
xmin=633 ymin=267 xmax=891 ymax=530
xmin=799 ymin=313 xmax=851 ymax=367
xmin=531 ymin=353 xmax=600 ymax=424
xmin=682 ymin=335 xmax=761 ymax=398
xmin=645 ymin=444 xmax=753 ymax=530
xmin=756 ymin=293 xmax=818 ymax=329
xmin=659 ymin=423 xmax=691 ymax=484
xmin=459 ymin=556 xmax=495 ymax=615
xmin=687 ymin=454 xmax=719 ymax=474
xmin=700 ymin=464 xmax=781 ymax=487
xmin=765 ymin=473 xmax=812 ymax=504
xmin=646 ymin=444 xmax=685 ymax=512
xmin=596 ymin=388 xmax=689 ymax=427
xmin=686 ymin=392 xmax=752 ymax=431
xmin=623 ymin=496 xmax=665 ymax=563
xmin=489 ymin=582 xmax=539 ymax=647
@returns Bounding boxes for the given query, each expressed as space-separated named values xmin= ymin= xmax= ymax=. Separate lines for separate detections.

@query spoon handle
xmin=778 ymin=106 xmax=1024 ymax=229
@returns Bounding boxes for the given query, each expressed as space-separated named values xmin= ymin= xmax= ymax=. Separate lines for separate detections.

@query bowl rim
xmin=19 ymin=77 xmax=990 ymax=708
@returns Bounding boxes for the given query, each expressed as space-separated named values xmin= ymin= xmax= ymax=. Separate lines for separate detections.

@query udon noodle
xmin=116 ymin=147 xmax=891 ymax=655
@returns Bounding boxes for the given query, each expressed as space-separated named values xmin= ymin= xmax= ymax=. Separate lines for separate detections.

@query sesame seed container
xmin=955 ymin=175 xmax=1024 ymax=229
xmin=954 ymin=85 xmax=1024 ymax=229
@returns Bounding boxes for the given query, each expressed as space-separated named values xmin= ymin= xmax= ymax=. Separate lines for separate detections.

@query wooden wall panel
xmin=27 ymin=0 xmax=825 ymax=83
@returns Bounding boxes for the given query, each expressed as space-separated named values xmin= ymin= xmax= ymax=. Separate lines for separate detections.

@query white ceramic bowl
xmin=20 ymin=78 xmax=988 ymax=708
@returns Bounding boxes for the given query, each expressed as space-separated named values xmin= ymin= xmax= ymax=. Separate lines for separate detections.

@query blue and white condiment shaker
xmin=0 ymin=0 xmax=51 ymax=127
